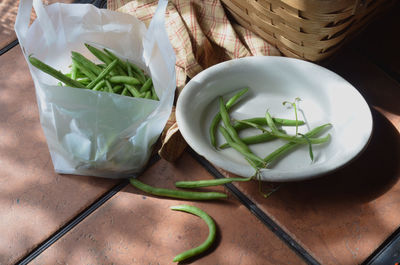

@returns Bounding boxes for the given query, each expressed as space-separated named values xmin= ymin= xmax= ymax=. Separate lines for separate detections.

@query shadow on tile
xmin=282 ymin=107 xmax=400 ymax=204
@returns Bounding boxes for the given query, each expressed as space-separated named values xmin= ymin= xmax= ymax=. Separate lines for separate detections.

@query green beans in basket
xmin=28 ymin=43 xmax=159 ymax=101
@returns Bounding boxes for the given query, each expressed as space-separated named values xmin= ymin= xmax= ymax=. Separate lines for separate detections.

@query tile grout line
xmin=16 ymin=180 xmax=129 ymax=265
xmin=0 ymin=39 xmax=19 ymax=56
xmin=16 ymin=155 xmax=160 ymax=265
xmin=188 ymin=148 xmax=321 ymax=265
xmin=362 ymin=225 xmax=400 ymax=265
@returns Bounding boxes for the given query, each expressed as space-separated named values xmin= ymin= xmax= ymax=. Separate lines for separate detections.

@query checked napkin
xmin=107 ymin=0 xmax=280 ymax=161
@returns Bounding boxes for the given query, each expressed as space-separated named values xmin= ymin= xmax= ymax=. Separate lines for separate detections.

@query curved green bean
xmin=175 ymin=177 xmax=252 ymax=188
xmin=209 ymin=88 xmax=248 ymax=148
xmin=170 ymin=205 xmax=216 ymax=262
xmin=28 ymin=55 xmax=85 ymax=88
xmin=129 ymin=178 xmax=227 ymax=200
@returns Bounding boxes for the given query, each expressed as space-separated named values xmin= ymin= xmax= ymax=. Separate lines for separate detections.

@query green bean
xmin=144 ymin=91 xmax=152 ymax=99
xmin=103 ymin=49 xmax=148 ymax=84
xmin=264 ymin=123 xmax=332 ymax=165
xmin=175 ymin=177 xmax=252 ymax=188
xmin=219 ymin=126 xmax=266 ymax=167
xmin=102 ymin=48 xmax=128 ymax=76
xmin=234 ymin=119 xmax=270 ymax=133
xmin=28 ymin=55 xmax=86 ymax=88
xmin=219 ymin=97 xmax=251 ymax=153
xmin=219 ymin=132 xmax=277 ymax=149
xmin=125 ymin=84 xmax=141 ymax=97
xmin=86 ymin=59 xmax=118 ymax=90
xmin=84 ymin=43 xmax=120 ymax=76
xmin=92 ymin=80 xmax=106 ymax=91
xmin=127 ymin=60 xmax=133 ymax=77
xmin=139 ymin=78 xmax=153 ymax=93
xmin=76 ymin=77 xmax=91 ymax=85
xmin=209 ymin=88 xmax=248 ymax=148
xmin=66 ymin=71 xmax=86 ymax=79
xmin=151 ymin=86 xmax=159 ymax=100
xmin=113 ymin=85 xmax=123 ymax=94
xmin=127 ymin=61 xmax=147 ymax=84
xmin=85 ymin=43 xmax=113 ymax=65
xmin=265 ymin=111 xmax=326 ymax=144
xmin=232 ymin=117 xmax=305 ymax=131
xmin=121 ymin=87 xmax=131 ymax=96
xmin=71 ymin=51 xmax=102 ymax=75
xmin=105 ymin=80 xmax=114 ymax=93
xmin=170 ymin=205 xmax=216 ymax=262
xmin=109 ymin=76 xmax=141 ymax=86
xmin=220 ymin=131 xmax=328 ymax=149
xmin=71 ymin=61 xmax=78 ymax=80
xmin=71 ymin=58 xmax=97 ymax=80
xmin=129 ymin=178 xmax=227 ymax=200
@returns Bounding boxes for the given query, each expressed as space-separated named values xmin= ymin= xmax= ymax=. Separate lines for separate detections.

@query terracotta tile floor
xmin=30 ymin=153 xmax=306 ymax=265
xmin=1 ymin=1 xmax=400 ymax=265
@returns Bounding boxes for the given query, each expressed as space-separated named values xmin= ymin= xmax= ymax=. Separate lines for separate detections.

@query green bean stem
xmin=129 ymin=178 xmax=227 ymax=200
xmin=86 ymin=59 xmax=118 ymax=90
xmin=171 ymin=205 xmax=216 ymax=262
xmin=28 ymin=55 xmax=86 ymax=88
xmin=209 ymin=87 xmax=249 ymax=148
xmin=264 ymin=123 xmax=332 ymax=165
xmin=175 ymin=177 xmax=252 ymax=188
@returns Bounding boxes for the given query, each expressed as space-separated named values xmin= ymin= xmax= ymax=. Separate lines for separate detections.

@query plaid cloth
xmin=107 ymin=0 xmax=280 ymax=161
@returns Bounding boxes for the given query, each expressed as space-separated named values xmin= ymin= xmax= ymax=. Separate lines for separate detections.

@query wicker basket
xmin=221 ymin=0 xmax=395 ymax=61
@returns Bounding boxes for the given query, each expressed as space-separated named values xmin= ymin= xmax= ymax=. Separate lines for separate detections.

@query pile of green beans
xmin=209 ymin=88 xmax=332 ymax=170
xmin=28 ymin=43 xmax=158 ymax=100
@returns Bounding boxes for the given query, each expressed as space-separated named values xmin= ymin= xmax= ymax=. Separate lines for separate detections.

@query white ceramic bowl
xmin=176 ymin=56 xmax=373 ymax=182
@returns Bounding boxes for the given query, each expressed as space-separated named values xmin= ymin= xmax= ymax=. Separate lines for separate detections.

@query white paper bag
xmin=14 ymin=0 xmax=176 ymax=178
